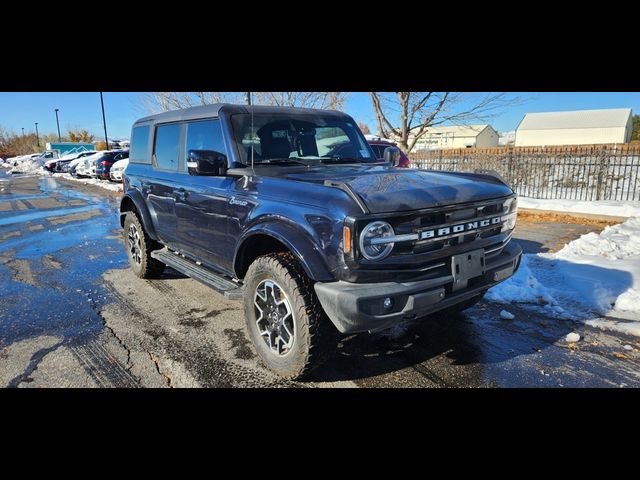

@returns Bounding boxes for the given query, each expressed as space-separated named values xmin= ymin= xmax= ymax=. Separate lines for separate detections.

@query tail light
xmin=100 ymin=161 xmax=108 ymax=166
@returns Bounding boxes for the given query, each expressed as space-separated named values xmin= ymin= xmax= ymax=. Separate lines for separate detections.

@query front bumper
xmin=314 ymin=241 xmax=522 ymax=334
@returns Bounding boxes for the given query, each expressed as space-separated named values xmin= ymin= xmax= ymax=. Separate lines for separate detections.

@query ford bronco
xmin=120 ymin=104 xmax=522 ymax=379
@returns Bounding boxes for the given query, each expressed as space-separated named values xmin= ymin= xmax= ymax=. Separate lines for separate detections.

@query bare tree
xmin=252 ymin=92 xmax=347 ymax=110
xmin=140 ymin=92 xmax=348 ymax=113
xmin=369 ymin=92 xmax=521 ymax=152
xmin=139 ymin=92 xmax=245 ymax=113
xmin=358 ymin=122 xmax=371 ymax=134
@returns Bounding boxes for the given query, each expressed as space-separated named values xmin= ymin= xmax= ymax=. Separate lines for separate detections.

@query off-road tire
xmin=243 ymin=252 xmax=330 ymax=380
xmin=123 ymin=211 xmax=166 ymax=279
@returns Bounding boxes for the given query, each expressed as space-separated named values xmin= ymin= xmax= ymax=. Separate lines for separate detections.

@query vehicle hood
xmin=267 ymin=165 xmax=514 ymax=213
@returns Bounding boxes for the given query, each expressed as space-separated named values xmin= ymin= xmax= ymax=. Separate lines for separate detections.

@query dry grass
xmin=518 ymin=211 xmax=618 ymax=228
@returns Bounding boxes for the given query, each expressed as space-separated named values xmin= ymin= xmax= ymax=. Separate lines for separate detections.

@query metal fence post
xmin=596 ymin=148 xmax=608 ymax=201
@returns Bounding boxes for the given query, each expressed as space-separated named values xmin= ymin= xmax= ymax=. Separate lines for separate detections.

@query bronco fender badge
xmin=229 ymin=197 xmax=248 ymax=206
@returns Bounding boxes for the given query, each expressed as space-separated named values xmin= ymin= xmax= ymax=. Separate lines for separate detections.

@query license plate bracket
xmin=451 ymin=249 xmax=485 ymax=291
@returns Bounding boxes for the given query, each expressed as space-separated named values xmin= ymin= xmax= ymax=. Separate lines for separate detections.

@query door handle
xmin=175 ymin=188 xmax=188 ymax=201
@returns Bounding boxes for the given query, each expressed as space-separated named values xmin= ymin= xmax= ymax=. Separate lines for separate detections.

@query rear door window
xmin=154 ymin=124 xmax=181 ymax=171
xmin=130 ymin=125 xmax=150 ymax=163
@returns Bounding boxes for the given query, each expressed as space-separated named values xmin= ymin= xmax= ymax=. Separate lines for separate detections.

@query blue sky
xmin=1 ymin=92 xmax=638 ymax=139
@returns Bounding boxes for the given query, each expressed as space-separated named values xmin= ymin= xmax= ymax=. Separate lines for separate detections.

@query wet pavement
xmin=1 ymin=171 xmax=639 ymax=388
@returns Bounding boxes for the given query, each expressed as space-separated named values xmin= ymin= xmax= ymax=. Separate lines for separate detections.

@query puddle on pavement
xmin=0 ymin=175 xmax=127 ymax=349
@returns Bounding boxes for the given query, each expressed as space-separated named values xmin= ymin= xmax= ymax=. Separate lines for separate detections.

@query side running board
xmin=151 ymin=249 xmax=243 ymax=300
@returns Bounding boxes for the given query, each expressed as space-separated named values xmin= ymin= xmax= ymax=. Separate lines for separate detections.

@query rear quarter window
xmin=130 ymin=125 xmax=150 ymax=163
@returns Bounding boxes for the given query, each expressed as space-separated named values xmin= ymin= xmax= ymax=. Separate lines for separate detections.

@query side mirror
xmin=383 ymin=146 xmax=401 ymax=167
xmin=187 ymin=149 xmax=227 ymax=176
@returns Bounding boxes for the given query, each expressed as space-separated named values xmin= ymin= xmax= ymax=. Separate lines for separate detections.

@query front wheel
xmin=123 ymin=212 xmax=166 ymax=279
xmin=243 ymin=253 xmax=329 ymax=380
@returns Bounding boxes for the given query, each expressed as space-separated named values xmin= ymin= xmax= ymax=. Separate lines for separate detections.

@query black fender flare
xmin=234 ymin=222 xmax=335 ymax=282
xmin=119 ymin=190 xmax=159 ymax=241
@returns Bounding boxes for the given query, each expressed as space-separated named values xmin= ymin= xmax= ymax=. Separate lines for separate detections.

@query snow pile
xmin=556 ymin=218 xmax=640 ymax=259
xmin=486 ymin=255 xmax=562 ymax=310
xmin=488 ymin=216 xmax=640 ymax=336
xmin=58 ymin=173 xmax=123 ymax=193
xmin=519 ymin=197 xmax=640 ymax=218
xmin=8 ymin=156 xmax=43 ymax=175
xmin=553 ymin=218 xmax=640 ymax=319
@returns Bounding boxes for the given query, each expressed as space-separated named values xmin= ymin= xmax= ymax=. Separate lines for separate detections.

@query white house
xmin=413 ymin=125 xmax=499 ymax=151
xmin=515 ymin=108 xmax=633 ymax=147
xmin=499 ymin=131 xmax=516 ymax=146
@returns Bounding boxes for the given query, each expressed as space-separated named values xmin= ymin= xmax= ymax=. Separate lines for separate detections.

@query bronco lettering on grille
xmin=419 ymin=216 xmax=502 ymax=240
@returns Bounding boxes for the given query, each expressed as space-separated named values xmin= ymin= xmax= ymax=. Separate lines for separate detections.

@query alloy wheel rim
xmin=127 ymin=224 xmax=142 ymax=265
xmin=254 ymin=279 xmax=295 ymax=356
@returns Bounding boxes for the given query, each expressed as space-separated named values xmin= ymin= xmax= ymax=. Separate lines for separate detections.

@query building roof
xmin=518 ymin=108 xmax=632 ymax=131
xmin=423 ymin=125 xmax=490 ymax=137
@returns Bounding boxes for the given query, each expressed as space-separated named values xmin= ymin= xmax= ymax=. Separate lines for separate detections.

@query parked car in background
xmin=65 ymin=157 xmax=88 ymax=175
xmin=109 ymin=158 xmax=129 ymax=182
xmin=75 ymin=152 xmax=103 ymax=177
xmin=59 ymin=151 xmax=100 ymax=173
xmin=365 ymin=135 xmax=411 ymax=167
xmin=45 ymin=151 xmax=97 ymax=173
xmin=95 ymin=150 xmax=129 ymax=179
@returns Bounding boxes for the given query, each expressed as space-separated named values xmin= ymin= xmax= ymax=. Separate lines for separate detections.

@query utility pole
xmin=35 ymin=122 xmax=40 ymax=148
xmin=244 ymin=92 xmax=252 ymax=105
xmin=21 ymin=128 xmax=25 ymax=137
xmin=55 ymin=108 xmax=61 ymax=142
xmin=100 ymin=92 xmax=109 ymax=150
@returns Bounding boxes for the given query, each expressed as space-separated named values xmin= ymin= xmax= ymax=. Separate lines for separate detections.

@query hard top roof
xmin=133 ymin=104 xmax=350 ymax=126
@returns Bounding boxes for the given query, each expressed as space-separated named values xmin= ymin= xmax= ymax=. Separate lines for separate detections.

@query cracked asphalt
xmin=1 ymin=171 xmax=640 ymax=388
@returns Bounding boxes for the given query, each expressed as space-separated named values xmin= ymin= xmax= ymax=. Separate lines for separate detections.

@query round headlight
xmin=359 ymin=221 xmax=395 ymax=261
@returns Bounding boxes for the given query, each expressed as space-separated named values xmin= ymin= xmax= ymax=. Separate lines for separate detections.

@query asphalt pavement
xmin=1 ymin=171 xmax=639 ymax=388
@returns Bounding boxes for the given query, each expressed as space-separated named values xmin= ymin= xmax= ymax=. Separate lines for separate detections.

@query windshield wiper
xmin=254 ymin=158 xmax=309 ymax=166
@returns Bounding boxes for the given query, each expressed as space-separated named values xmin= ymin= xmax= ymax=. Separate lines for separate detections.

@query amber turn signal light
xmin=343 ymin=226 xmax=352 ymax=254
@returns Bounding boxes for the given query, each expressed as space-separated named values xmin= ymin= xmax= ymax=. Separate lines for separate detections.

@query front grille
xmin=388 ymin=199 xmax=508 ymax=257
xmin=351 ymin=195 xmax=517 ymax=275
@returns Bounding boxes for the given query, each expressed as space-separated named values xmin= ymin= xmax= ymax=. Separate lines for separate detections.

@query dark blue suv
xmin=120 ymin=104 xmax=522 ymax=379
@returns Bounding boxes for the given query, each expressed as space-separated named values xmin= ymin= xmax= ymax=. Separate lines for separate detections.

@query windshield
xmin=231 ymin=113 xmax=376 ymax=166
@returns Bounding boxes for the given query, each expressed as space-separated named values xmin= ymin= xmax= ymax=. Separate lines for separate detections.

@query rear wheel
xmin=243 ymin=253 xmax=329 ymax=380
xmin=123 ymin=212 xmax=165 ymax=279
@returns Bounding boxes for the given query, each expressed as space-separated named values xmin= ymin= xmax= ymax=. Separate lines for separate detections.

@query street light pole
xmin=244 ymin=92 xmax=252 ymax=105
xmin=100 ymin=92 xmax=109 ymax=150
xmin=35 ymin=122 xmax=40 ymax=148
xmin=21 ymin=128 xmax=25 ymax=137
xmin=55 ymin=108 xmax=61 ymax=142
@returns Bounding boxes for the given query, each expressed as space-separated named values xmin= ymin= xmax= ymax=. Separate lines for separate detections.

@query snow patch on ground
xmin=585 ymin=318 xmax=640 ymax=337
xmin=488 ymin=216 xmax=640 ymax=336
xmin=565 ymin=332 xmax=580 ymax=343
xmin=58 ymin=173 xmax=123 ymax=193
xmin=519 ymin=197 xmax=640 ymax=218
xmin=499 ymin=309 xmax=515 ymax=320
